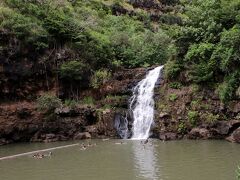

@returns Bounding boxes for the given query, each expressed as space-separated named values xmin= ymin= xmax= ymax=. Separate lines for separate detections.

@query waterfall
xmin=114 ymin=113 xmax=129 ymax=139
xmin=130 ymin=66 xmax=163 ymax=140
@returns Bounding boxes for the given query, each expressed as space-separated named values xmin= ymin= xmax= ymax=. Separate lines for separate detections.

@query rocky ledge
xmin=0 ymin=102 xmax=119 ymax=145
xmin=0 ymin=67 xmax=147 ymax=145
xmin=153 ymin=79 xmax=240 ymax=143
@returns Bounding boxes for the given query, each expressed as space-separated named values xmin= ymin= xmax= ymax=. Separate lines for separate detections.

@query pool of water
xmin=0 ymin=139 xmax=239 ymax=180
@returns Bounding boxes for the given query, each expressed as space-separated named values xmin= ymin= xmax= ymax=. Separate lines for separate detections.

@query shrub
xmin=190 ymin=84 xmax=200 ymax=93
xmin=184 ymin=43 xmax=217 ymax=83
xmin=102 ymin=104 xmax=112 ymax=110
xmin=188 ymin=111 xmax=199 ymax=126
xmin=64 ymin=99 xmax=78 ymax=109
xmin=37 ymin=93 xmax=62 ymax=112
xmin=157 ymin=103 xmax=170 ymax=113
xmin=190 ymin=100 xmax=201 ymax=110
xmin=169 ymin=82 xmax=182 ymax=89
xmin=169 ymin=93 xmax=178 ymax=101
xmin=105 ymin=95 xmax=122 ymax=102
xmin=82 ymin=96 xmax=95 ymax=105
xmin=218 ymin=71 xmax=240 ymax=103
xmin=164 ymin=60 xmax=182 ymax=79
xmin=178 ymin=121 xmax=187 ymax=134
xmin=202 ymin=112 xmax=219 ymax=124
xmin=90 ymin=69 xmax=111 ymax=89
xmin=60 ymin=60 xmax=86 ymax=81
xmin=187 ymin=60 xmax=216 ymax=83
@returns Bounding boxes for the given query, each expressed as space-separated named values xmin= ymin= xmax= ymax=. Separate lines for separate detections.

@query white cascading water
xmin=130 ymin=66 xmax=164 ymax=140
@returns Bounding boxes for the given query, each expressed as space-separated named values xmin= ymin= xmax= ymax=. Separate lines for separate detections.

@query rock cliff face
xmin=110 ymin=0 xmax=181 ymax=24
xmin=0 ymin=67 xmax=146 ymax=145
xmin=153 ymin=78 xmax=240 ymax=143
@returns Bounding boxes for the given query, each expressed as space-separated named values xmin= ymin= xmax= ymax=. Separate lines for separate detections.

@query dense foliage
xmin=170 ymin=0 xmax=240 ymax=102
xmin=0 ymin=0 xmax=174 ymax=68
xmin=1 ymin=0 xmax=240 ymax=103
xmin=0 ymin=0 xmax=179 ymax=100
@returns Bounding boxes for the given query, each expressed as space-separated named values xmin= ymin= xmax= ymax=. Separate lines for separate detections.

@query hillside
xmin=0 ymin=0 xmax=180 ymax=100
xmin=0 ymin=0 xmax=240 ymax=144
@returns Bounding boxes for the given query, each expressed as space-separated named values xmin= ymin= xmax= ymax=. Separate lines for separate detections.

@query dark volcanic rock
xmin=17 ymin=108 xmax=32 ymax=119
xmin=0 ymin=138 xmax=11 ymax=146
xmin=55 ymin=107 xmax=79 ymax=117
xmin=188 ymin=128 xmax=210 ymax=140
xmin=226 ymin=128 xmax=240 ymax=143
xmin=96 ymin=109 xmax=118 ymax=137
xmin=159 ymin=132 xmax=177 ymax=141
xmin=233 ymin=102 xmax=240 ymax=113
xmin=74 ymin=132 xmax=91 ymax=140
xmin=210 ymin=120 xmax=240 ymax=138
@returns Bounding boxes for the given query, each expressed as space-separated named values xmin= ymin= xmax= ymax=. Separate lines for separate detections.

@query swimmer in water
xmin=80 ymin=143 xmax=87 ymax=150
xmin=32 ymin=151 xmax=52 ymax=159
xmin=144 ymin=139 xmax=149 ymax=144
xmin=32 ymin=153 xmax=44 ymax=159
xmin=47 ymin=152 xmax=52 ymax=157
xmin=115 ymin=141 xmax=126 ymax=145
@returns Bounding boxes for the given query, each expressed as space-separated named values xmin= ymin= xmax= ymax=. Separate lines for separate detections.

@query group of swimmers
xmin=31 ymin=139 xmax=151 ymax=158
xmin=32 ymin=152 xmax=52 ymax=159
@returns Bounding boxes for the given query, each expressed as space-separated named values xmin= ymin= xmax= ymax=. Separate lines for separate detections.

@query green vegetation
xmin=166 ymin=0 xmax=240 ymax=103
xmin=201 ymin=103 xmax=210 ymax=110
xmin=82 ymin=96 xmax=95 ymax=105
xmin=60 ymin=61 xmax=86 ymax=81
xmin=168 ymin=93 xmax=178 ymax=102
xmin=1 ymin=0 xmax=240 ymax=105
xmin=1 ymin=0 xmax=174 ymax=69
xmin=37 ymin=93 xmax=62 ymax=113
xmin=157 ymin=103 xmax=170 ymax=113
xmin=178 ymin=121 xmax=187 ymax=134
xmin=188 ymin=111 xmax=199 ymax=126
xmin=90 ymin=69 xmax=111 ymax=89
xmin=190 ymin=100 xmax=202 ymax=110
xmin=64 ymin=99 xmax=79 ymax=109
xmin=190 ymin=84 xmax=200 ymax=94
xmin=218 ymin=72 xmax=240 ymax=103
xmin=104 ymin=95 xmax=125 ymax=103
xmin=164 ymin=60 xmax=182 ymax=80
xmin=202 ymin=112 xmax=219 ymax=124
xmin=0 ymin=0 xmax=181 ymax=101
xmin=169 ymin=82 xmax=182 ymax=89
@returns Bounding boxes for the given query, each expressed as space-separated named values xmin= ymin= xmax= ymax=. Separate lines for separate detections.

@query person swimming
xmin=46 ymin=152 xmax=52 ymax=157
xmin=80 ymin=143 xmax=87 ymax=150
xmin=87 ymin=142 xmax=93 ymax=147
xmin=115 ymin=141 xmax=126 ymax=145
xmin=144 ymin=139 xmax=149 ymax=144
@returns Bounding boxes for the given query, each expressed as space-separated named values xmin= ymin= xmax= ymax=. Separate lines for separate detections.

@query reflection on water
xmin=132 ymin=140 xmax=160 ymax=180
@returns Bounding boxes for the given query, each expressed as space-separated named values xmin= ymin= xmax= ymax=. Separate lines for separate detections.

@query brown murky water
xmin=0 ymin=139 xmax=239 ymax=180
